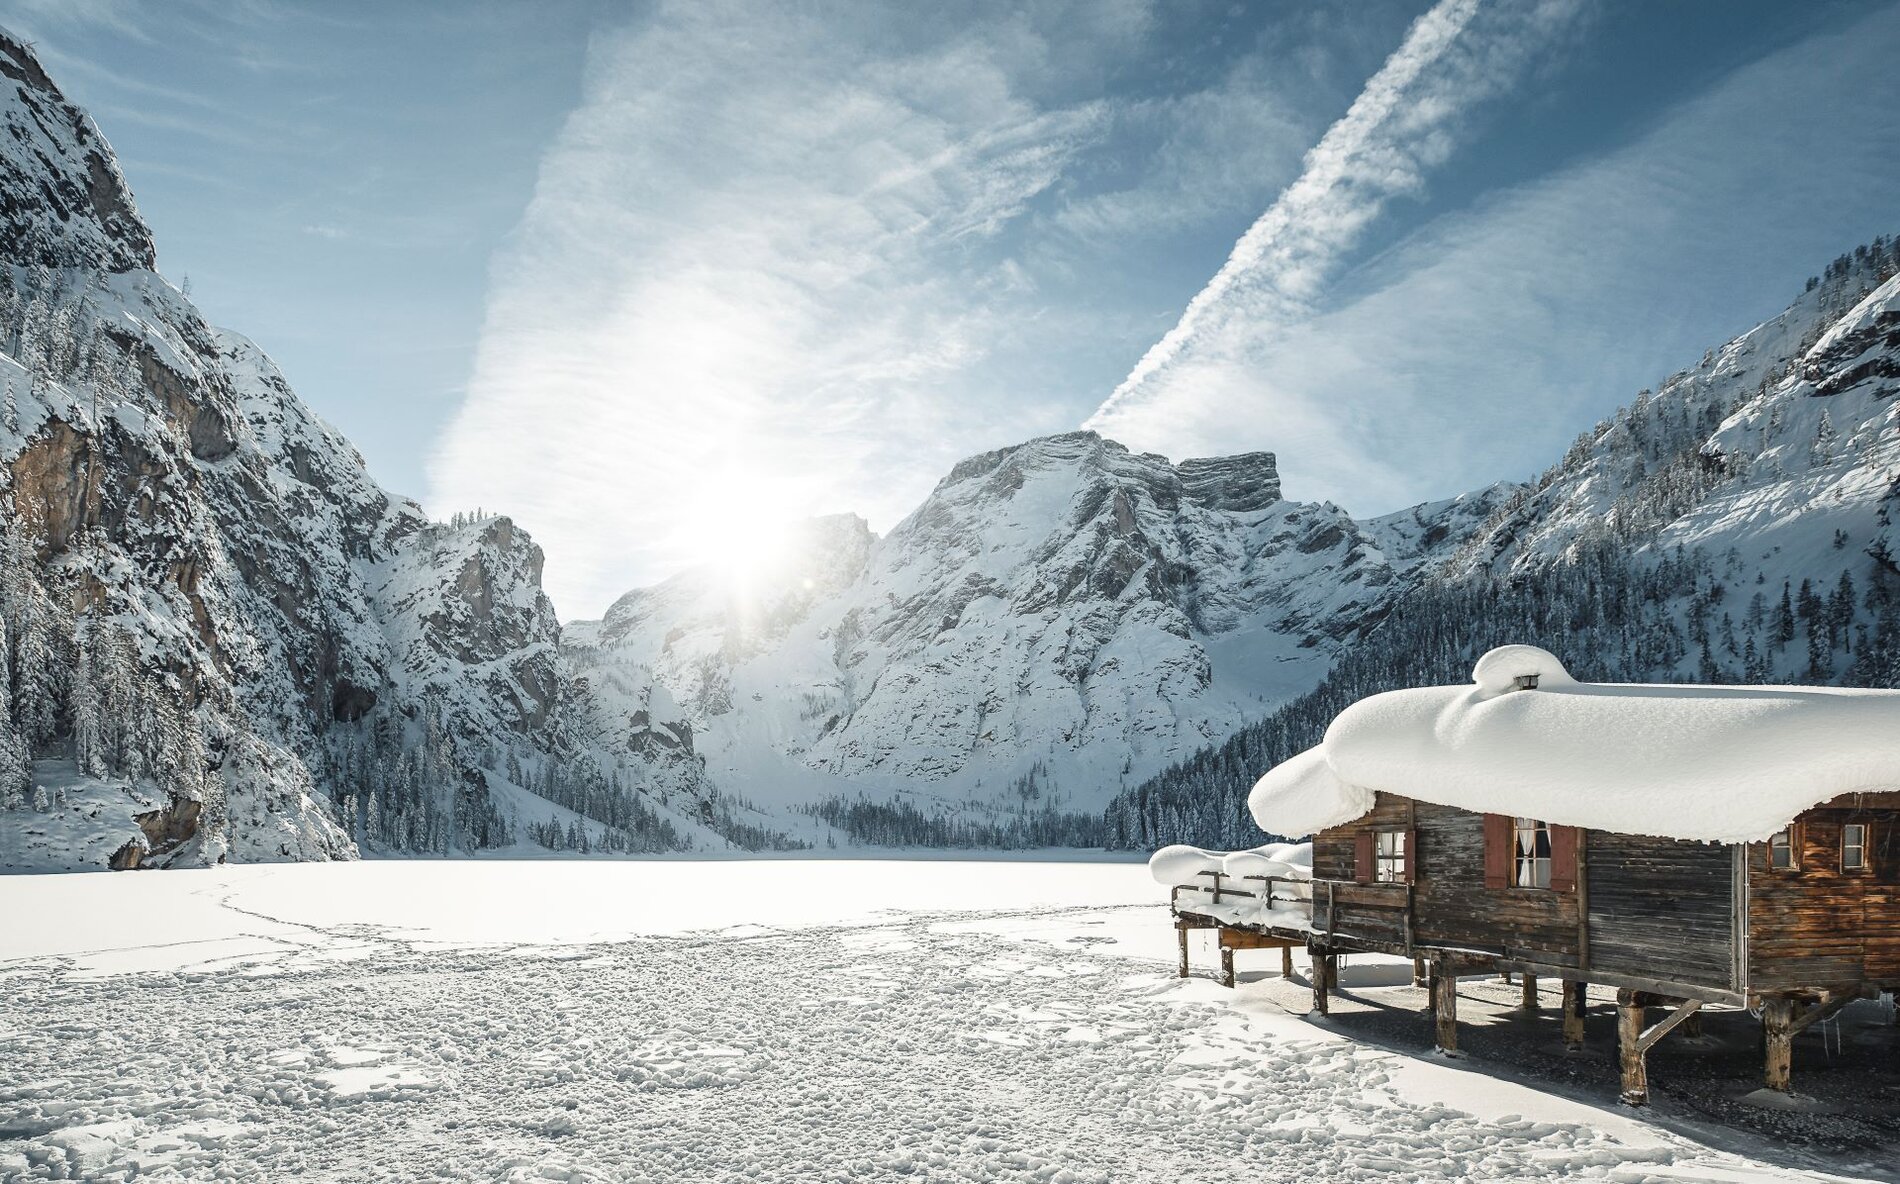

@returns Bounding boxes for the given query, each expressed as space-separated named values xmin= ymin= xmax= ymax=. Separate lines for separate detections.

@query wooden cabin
xmin=1228 ymin=645 xmax=1900 ymax=1105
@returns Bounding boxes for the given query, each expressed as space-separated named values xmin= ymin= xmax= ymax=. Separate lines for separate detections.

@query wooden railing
xmin=1308 ymin=877 xmax=1414 ymax=948
xmin=1171 ymin=870 xmax=1312 ymax=914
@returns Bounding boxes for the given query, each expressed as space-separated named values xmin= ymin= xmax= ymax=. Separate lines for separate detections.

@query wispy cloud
xmin=1085 ymin=0 xmax=1584 ymax=455
xmin=1096 ymin=0 xmax=1900 ymax=512
xmin=431 ymin=0 xmax=1179 ymax=613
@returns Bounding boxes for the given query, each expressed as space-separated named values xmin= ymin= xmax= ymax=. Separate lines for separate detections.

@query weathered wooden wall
xmin=1585 ymin=832 xmax=1733 ymax=988
xmin=1314 ymin=790 xmax=1900 ymax=998
xmin=1748 ymin=793 xmax=1900 ymax=991
xmin=1314 ymin=793 xmax=1580 ymax=967
xmin=1312 ymin=793 xmax=1413 ymax=948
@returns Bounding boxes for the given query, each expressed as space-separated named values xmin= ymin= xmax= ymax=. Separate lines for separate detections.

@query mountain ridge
xmin=3 ymin=29 xmax=1895 ymax=867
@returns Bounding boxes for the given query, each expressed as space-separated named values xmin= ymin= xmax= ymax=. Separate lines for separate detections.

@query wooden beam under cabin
xmin=1432 ymin=955 xmax=1458 ymax=1053
xmin=1635 ymin=998 xmax=1702 ymax=1054
xmin=1617 ymin=989 xmax=1648 ymax=1105
xmin=1762 ymin=997 xmax=1795 ymax=1093
xmin=1312 ymin=951 xmax=1334 ymax=1015
xmin=1562 ymin=980 xmax=1586 ymax=1050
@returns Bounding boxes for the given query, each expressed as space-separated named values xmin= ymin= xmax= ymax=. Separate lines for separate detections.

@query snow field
xmin=0 ymin=862 xmax=1868 ymax=1182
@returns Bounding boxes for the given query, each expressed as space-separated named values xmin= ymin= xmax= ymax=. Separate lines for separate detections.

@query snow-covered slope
xmin=1440 ymin=252 xmax=1900 ymax=683
xmin=0 ymin=29 xmax=717 ymax=868
xmin=575 ymin=433 xmax=1512 ymax=820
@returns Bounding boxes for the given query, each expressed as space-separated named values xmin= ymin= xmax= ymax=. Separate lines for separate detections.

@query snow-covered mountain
xmin=5 ymin=25 xmax=1893 ymax=867
xmin=0 ymin=29 xmax=716 ymax=870
xmin=1109 ymin=244 xmax=1900 ymax=850
xmin=572 ymin=433 xmax=1512 ymax=827
xmin=588 ymin=245 xmax=1900 ymax=843
xmin=1442 ymin=253 xmax=1900 ymax=661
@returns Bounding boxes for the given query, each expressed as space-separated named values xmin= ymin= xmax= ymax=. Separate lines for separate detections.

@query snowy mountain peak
xmin=0 ymin=29 xmax=155 ymax=273
xmin=576 ymin=428 xmax=1490 ymax=828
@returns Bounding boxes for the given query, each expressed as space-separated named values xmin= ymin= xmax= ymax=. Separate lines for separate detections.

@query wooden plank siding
xmin=1747 ymin=794 xmax=1900 ymax=992
xmin=1314 ymin=792 xmax=1581 ymax=968
xmin=1411 ymin=801 xmax=1580 ymax=968
xmin=1585 ymin=832 xmax=1733 ymax=989
xmin=1313 ymin=790 xmax=1900 ymax=999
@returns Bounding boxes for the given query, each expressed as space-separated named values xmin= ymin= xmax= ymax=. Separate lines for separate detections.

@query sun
xmin=677 ymin=467 xmax=801 ymax=591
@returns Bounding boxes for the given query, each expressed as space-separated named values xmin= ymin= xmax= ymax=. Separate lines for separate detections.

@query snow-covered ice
xmin=0 ymin=861 xmax=1882 ymax=1182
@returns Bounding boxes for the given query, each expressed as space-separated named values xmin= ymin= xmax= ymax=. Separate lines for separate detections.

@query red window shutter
xmin=1483 ymin=813 xmax=1511 ymax=889
xmin=1549 ymin=825 xmax=1579 ymax=892
xmin=1354 ymin=832 xmax=1375 ymax=885
xmin=1403 ymin=828 xmax=1418 ymax=884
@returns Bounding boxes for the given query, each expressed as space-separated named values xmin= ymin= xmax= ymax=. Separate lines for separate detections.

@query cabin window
xmin=1374 ymin=830 xmax=1408 ymax=883
xmin=1769 ymin=829 xmax=1796 ymax=870
xmin=1513 ymin=817 xmax=1552 ymax=889
xmin=1843 ymin=823 xmax=1870 ymax=872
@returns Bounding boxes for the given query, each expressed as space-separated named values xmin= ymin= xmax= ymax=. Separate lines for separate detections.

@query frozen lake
xmin=0 ymin=861 xmax=1874 ymax=1181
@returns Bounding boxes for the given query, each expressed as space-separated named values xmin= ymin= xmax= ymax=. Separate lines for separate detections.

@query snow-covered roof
xmin=1248 ymin=645 xmax=1900 ymax=844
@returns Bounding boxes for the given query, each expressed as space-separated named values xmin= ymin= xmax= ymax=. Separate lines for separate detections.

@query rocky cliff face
xmin=575 ymin=432 xmax=1511 ymax=820
xmin=0 ymin=33 xmax=154 ymax=274
xmin=0 ymin=30 xmax=716 ymax=870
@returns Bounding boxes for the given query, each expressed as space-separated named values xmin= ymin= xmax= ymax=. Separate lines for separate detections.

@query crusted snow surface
xmin=1251 ymin=646 xmax=1900 ymax=843
xmin=0 ymin=861 xmax=1841 ymax=1183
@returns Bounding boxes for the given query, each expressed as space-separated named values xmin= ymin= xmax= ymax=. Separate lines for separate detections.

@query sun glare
xmin=679 ymin=468 xmax=801 ymax=590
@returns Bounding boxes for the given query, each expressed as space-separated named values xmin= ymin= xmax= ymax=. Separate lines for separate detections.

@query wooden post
xmin=1281 ymin=945 xmax=1294 ymax=978
xmin=1520 ymin=972 xmax=1539 ymax=1013
xmin=1312 ymin=951 xmax=1334 ymax=1015
xmin=1432 ymin=958 xmax=1458 ymax=1052
xmin=1325 ymin=954 xmax=1339 ymax=992
xmin=1682 ymin=1009 xmax=1703 ymax=1039
xmin=1762 ymin=997 xmax=1795 ymax=1093
xmin=1617 ymin=989 xmax=1647 ymax=1105
xmin=1177 ymin=923 xmax=1190 ymax=979
xmin=1562 ymin=980 xmax=1587 ymax=1051
xmin=1220 ymin=944 xmax=1236 ymax=989
xmin=1412 ymin=956 xmax=1426 ymax=987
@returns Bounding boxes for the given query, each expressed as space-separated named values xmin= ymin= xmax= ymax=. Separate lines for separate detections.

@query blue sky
xmin=9 ymin=0 xmax=1900 ymax=615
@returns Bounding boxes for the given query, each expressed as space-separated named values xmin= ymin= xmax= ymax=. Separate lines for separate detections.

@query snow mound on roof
xmin=1469 ymin=644 xmax=1575 ymax=694
xmin=1250 ymin=645 xmax=1900 ymax=844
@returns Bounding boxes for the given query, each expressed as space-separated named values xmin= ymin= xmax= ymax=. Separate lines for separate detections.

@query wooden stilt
xmin=1562 ymin=980 xmax=1587 ymax=1051
xmin=1681 ymin=1009 xmax=1703 ymax=1039
xmin=1617 ymin=989 xmax=1647 ymax=1105
xmin=1432 ymin=957 xmax=1458 ymax=1053
xmin=1762 ymin=997 xmax=1795 ymax=1093
xmin=1521 ymin=972 xmax=1539 ymax=1013
xmin=1177 ymin=923 xmax=1190 ymax=979
xmin=1312 ymin=952 xmax=1334 ymax=1015
xmin=1325 ymin=954 xmax=1339 ymax=992
xmin=1412 ymin=956 xmax=1426 ymax=987
xmin=1220 ymin=945 xmax=1236 ymax=989
xmin=1281 ymin=945 xmax=1294 ymax=978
